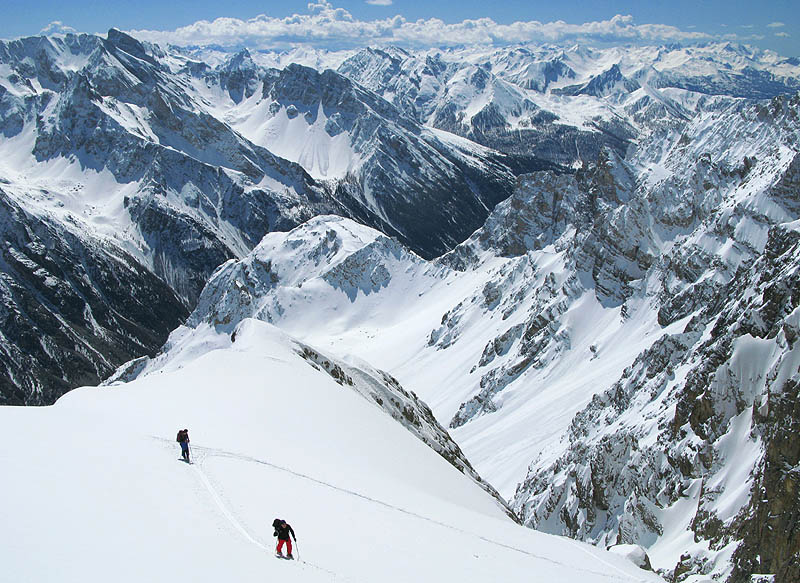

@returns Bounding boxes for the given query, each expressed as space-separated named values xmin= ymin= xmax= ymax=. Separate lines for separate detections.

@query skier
xmin=272 ymin=518 xmax=296 ymax=559
xmin=176 ymin=428 xmax=190 ymax=463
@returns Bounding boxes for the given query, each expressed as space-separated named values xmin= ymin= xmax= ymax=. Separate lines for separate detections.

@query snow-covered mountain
xmin=4 ymin=31 xmax=799 ymax=405
xmin=336 ymin=43 xmax=800 ymax=166
xmin=0 ymin=30 xmax=518 ymax=403
xmin=337 ymin=46 xmax=633 ymax=166
xmin=0 ymin=31 xmax=327 ymax=401
xmin=217 ymin=58 xmax=518 ymax=254
xmin=0 ymin=317 xmax=661 ymax=583
xmin=163 ymin=89 xmax=800 ymax=581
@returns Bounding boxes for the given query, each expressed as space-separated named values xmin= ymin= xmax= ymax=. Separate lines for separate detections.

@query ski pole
xmin=293 ymin=537 xmax=300 ymax=561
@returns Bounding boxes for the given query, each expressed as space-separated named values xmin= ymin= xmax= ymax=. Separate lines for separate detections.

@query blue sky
xmin=2 ymin=0 xmax=798 ymax=56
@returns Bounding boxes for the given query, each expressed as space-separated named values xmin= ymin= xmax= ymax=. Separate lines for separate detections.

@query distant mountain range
xmin=1 ymin=28 xmax=799 ymax=582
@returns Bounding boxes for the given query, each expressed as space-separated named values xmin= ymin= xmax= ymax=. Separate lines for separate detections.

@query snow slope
xmin=178 ymin=215 xmax=637 ymax=493
xmin=0 ymin=319 xmax=658 ymax=583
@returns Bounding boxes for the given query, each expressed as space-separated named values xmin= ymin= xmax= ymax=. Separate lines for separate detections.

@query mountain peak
xmin=555 ymin=62 xmax=640 ymax=98
xmin=220 ymin=47 xmax=256 ymax=72
xmin=105 ymin=28 xmax=152 ymax=62
xmin=186 ymin=215 xmax=427 ymax=331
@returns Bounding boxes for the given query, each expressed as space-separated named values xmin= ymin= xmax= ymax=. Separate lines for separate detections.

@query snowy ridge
xmin=183 ymin=215 xmax=439 ymax=332
xmin=113 ymin=315 xmax=515 ymax=518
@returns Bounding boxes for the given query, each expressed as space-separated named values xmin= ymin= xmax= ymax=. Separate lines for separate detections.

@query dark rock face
xmin=293 ymin=341 xmax=519 ymax=523
xmin=470 ymin=119 xmax=634 ymax=168
xmin=729 ymin=376 xmax=800 ymax=583
xmin=0 ymin=188 xmax=187 ymax=404
xmin=726 ymin=227 xmax=800 ymax=583
xmin=216 ymin=48 xmax=260 ymax=104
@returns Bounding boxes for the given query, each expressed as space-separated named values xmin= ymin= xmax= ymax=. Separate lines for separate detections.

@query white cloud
xmin=366 ymin=0 xmax=393 ymax=5
xmin=775 ymin=31 xmax=790 ymax=38
xmin=767 ymin=22 xmax=785 ymax=28
xmin=129 ymin=2 xmax=734 ymax=50
xmin=40 ymin=21 xmax=77 ymax=35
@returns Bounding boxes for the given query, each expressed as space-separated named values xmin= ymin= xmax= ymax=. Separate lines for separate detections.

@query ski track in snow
xmin=153 ymin=437 xmax=646 ymax=582
xmin=186 ymin=442 xmax=355 ymax=582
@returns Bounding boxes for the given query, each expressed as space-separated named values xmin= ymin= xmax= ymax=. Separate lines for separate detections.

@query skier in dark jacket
xmin=176 ymin=428 xmax=190 ymax=462
xmin=272 ymin=518 xmax=296 ymax=559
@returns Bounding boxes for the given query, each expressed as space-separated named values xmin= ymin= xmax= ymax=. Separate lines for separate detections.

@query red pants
xmin=277 ymin=538 xmax=292 ymax=555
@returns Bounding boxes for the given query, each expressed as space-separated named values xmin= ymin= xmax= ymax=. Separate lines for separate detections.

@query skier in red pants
xmin=272 ymin=518 xmax=296 ymax=559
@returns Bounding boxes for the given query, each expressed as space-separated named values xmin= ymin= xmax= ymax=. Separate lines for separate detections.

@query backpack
xmin=176 ymin=431 xmax=183 ymax=443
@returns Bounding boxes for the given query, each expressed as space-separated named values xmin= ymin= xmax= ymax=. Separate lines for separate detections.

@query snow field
xmin=0 ymin=320 xmax=659 ymax=583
